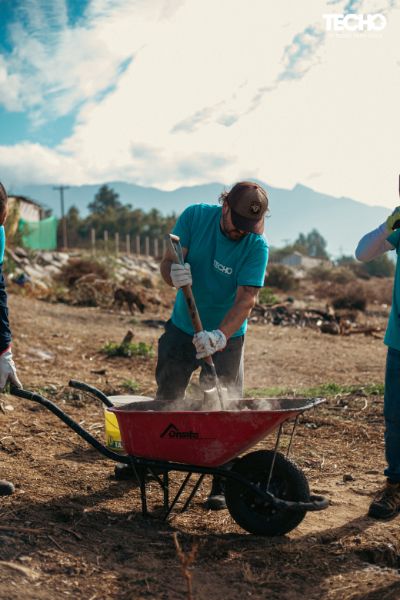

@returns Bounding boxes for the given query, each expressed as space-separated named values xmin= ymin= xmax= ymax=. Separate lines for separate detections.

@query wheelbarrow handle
xmin=68 ymin=379 xmax=113 ymax=408
xmin=9 ymin=385 xmax=130 ymax=464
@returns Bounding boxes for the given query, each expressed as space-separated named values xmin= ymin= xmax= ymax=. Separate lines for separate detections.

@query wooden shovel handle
xmin=168 ymin=234 xmax=213 ymax=367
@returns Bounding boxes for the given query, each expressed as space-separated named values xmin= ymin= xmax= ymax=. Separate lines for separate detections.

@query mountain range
xmin=12 ymin=181 xmax=391 ymax=257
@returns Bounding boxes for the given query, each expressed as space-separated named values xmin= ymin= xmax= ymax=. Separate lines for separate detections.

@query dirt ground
xmin=1 ymin=293 xmax=400 ymax=600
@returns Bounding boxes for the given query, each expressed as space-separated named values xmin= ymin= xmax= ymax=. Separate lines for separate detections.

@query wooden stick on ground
xmin=173 ymin=532 xmax=199 ymax=600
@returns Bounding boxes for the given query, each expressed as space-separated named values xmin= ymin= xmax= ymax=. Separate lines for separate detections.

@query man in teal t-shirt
xmin=156 ymin=181 xmax=269 ymax=509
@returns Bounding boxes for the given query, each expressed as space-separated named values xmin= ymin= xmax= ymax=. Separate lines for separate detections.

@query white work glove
xmin=386 ymin=207 xmax=400 ymax=232
xmin=193 ymin=329 xmax=227 ymax=359
xmin=0 ymin=349 xmax=22 ymax=390
xmin=171 ymin=262 xmax=192 ymax=288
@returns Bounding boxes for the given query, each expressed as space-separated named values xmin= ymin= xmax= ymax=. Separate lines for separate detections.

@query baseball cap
xmin=226 ymin=182 xmax=268 ymax=234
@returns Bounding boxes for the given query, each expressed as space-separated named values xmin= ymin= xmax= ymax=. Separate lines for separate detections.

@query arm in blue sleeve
xmin=355 ymin=223 xmax=395 ymax=261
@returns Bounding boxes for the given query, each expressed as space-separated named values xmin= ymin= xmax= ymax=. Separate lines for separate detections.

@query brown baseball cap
xmin=226 ymin=181 xmax=268 ymax=234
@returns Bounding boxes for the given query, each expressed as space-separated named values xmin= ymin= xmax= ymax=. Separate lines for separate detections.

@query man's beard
xmin=221 ymin=211 xmax=248 ymax=241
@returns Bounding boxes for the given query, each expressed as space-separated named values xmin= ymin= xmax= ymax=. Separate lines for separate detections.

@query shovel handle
xmin=168 ymin=234 xmax=213 ymax=367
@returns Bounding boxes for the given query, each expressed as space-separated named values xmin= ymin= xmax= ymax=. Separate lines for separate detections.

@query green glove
xmin=386 ymin=207 xmax=400 ymax=232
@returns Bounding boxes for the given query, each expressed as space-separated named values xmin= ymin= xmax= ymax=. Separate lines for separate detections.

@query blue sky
xmin=0 ymin=0 xmax=399 ymax=207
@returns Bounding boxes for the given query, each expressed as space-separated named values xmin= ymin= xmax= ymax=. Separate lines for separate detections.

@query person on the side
xmin=0 ymin=182 xmax=22 ymax=497
xmin=356 ymin=206 xmax=400 ymax=518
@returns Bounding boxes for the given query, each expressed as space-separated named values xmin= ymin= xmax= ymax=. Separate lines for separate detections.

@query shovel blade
xmin=203 ymin=386 xmax=229 ymax=409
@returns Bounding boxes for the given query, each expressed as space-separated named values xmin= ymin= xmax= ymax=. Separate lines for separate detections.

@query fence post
xmin=135 ymin=235 xmax=140 ymax=256
xmin=91 ymin=228 xmax=96 ymax=256
xmin=145 ymin=236 xmax=150 ymax=257
xmin=126 ymin=233 xmax=130 ymax=255
xmin=162 ymin=238 xmax=166 ymax=258
xmin=154 ymin=238 xmax=159 ymax=258
xmin=104 ymin=230 xmax=108 ymax=253
xmin=115 ymin=232 xmax=119 ymax=256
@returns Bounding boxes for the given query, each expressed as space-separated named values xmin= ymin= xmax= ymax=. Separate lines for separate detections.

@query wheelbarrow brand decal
xmin=160 ymin=423 xmax=211 ymax=440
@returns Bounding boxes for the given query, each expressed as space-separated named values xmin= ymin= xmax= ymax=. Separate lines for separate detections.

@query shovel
xmin=168 ymin=233 xmax=228 ymax=409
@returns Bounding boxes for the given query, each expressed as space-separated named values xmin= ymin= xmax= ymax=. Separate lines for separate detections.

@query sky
xmin=0 ymin=0 xmax=399 ymax=208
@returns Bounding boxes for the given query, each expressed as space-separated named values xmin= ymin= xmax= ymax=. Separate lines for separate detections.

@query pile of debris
xmin=250 ymin=300 xmax=382 ymax=337
xmin=5 ymin=247 xmax=170 ymax=313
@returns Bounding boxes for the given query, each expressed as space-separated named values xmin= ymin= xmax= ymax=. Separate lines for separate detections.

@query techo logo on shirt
xmin=213 ymin=259 xmax=233 ymax=275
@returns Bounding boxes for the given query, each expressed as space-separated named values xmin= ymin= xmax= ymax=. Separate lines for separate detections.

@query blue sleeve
xmin=0 ymin=226 xmax=5 ymax=264
xmin=172 ymin=205 xmax=195 ymax=249
xmin=387 ymin=229 xmax=400 ymax=252
xmin=237 ymin=239 xmax=269 ymax=287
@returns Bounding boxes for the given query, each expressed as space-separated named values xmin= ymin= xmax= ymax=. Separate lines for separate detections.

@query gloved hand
xmin=170 ymin=262 xmax=192 ymax=288
xmin=193 ymin=329 xmax=227 ymax=359
xmin=0 ymin=349 xmax=22 ymax=390
xmin=386 ymin=207 xmax=400 ymax=232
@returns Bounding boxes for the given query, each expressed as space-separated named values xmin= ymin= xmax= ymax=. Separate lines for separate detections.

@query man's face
xmin=221 ymin=203 xmax=249 ymax=241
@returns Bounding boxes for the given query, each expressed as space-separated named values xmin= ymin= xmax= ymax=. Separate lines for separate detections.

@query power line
xmin=53 ymin=185 xmax=70 ymax=249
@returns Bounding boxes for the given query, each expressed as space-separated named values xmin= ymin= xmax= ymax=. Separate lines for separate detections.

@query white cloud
xmin=0 ymin=0 xmax=399 ymax=207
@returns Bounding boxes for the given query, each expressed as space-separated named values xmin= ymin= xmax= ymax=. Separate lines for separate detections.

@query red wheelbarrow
xmin=10 ymin=381 xmax=328 ymax=536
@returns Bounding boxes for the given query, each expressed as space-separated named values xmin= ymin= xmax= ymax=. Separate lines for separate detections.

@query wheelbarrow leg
xmin=163 ymin=470 xmax=169 ymax=509
xmin=163 ymin=472 xmax=193 ymax=520
xmin=267 ymin=423 xmax=283 ymax=492
xmin=180 ymin=474 xmax=206 ymax=513
xmin=286 ymin=415 xmax=300 ymax=458
xmin=140 ymin=477 xmax=148 ymax=517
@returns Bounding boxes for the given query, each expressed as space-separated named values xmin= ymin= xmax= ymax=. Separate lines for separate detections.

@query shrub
xmin=57 ymin=258 xmax=109 ymax=287
xmin=309 ymin=265 xmax=332 ymax=282
xmin=363 ymin=254 xmax=395 ymax=278
xmin=258 ymin=287 xmax=279 ymax=305
xmin=121 ymin=379 xmax=141 ymax=393
xmin=102 ymin=340 xmax=154 ymax=358
xmin=265 ymin=264 xmax=297 ymax=292
xmin=332 ymin=285 xmax=367 ymax=311
xmin=308 ymin=265 xmax=354 ymax=284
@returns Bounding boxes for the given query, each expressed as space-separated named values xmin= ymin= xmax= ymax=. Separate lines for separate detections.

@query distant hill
xmin=12 ymin=181 xmax=390 ymax=256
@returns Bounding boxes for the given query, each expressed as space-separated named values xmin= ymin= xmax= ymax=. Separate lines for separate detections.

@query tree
xmin=336 ymin=255 xmax=357 ymax=267
xmin=65 ymin=205 xmax=81 ymax=247
xmin=87 ymin=185 xmax=122 ymax=215
xmin=268 ymin=245 xmax=296 ymax=263
xmin=364 ymin=254 xmax=395 ymax=278
xmin=294 ymin=229 xmax=329 ymax=259
xmin=57 ymin=184 xmax=179 ymax=249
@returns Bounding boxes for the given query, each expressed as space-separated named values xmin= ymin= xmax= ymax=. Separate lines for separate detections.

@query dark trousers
xmin=155 ymin=320 xmax=244 ymax=402
xmin=384 ymin=347 xmax=400 ymax=482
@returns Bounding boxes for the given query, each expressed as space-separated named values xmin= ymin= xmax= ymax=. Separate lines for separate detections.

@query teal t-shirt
xmin=171 ymin=204 xmax=269 ymax=337
xmin=384 ymin=229 xmax=400 ymax=350
xmin=0 ymin=226 xmax=5 ymax=264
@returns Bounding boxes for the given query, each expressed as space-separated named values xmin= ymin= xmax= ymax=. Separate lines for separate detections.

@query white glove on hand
xmin=0 ymin=349 xmax=22 ymax=390
xmin=386 ymin=207 xmax=400 ymax=232
xmin=170 ymin=262 xmax=192 ymax=288
xmin=193 ymin=329 xmax=227 ymax=359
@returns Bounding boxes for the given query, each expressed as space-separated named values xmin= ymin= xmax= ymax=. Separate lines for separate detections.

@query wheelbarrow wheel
xmin=225 ymin=450 xmax=309 ymax=536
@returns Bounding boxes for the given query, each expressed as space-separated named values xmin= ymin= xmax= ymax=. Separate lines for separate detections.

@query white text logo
xmin=213 ymin=259 xmax=233 ymax=275
xmin=323 ymin=13 xmax=387 ymax=32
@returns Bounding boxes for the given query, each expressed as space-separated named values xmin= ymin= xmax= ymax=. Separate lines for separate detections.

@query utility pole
xmin=53 ymin=185 xmax=70 ymax=249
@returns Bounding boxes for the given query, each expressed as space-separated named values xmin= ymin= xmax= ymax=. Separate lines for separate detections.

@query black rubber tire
xmin=0 ymin=480 xmax=15 ymax=496
xmin=225 ymin=450 xmax=310 ymax=536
